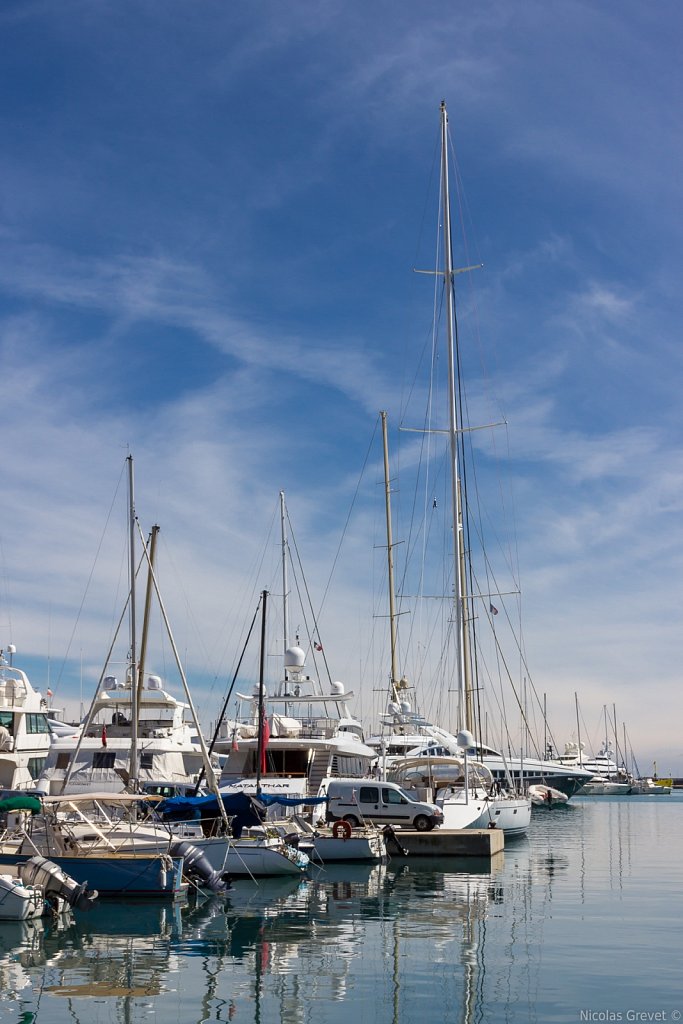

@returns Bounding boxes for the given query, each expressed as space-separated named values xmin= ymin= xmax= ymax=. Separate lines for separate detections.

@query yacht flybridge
xmin=37 ymin=672 xmax=216 ymax=796
xmin=217 ymin=641 xmax=376 ymax=802
xmin=0 ymin=647 xmax=52 ymax=792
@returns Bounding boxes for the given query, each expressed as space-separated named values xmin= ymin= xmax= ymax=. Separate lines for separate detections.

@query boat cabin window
xmin=26 ymin=713 xmax=50 ymax=734
xmin=241 ymin=749 xmax=309 ymax=777
xmin=27 ymin=756 xmax=46 ymax=780
xmin=92 ymin=751 xmax=116 ymax=769
xmin=0 ymin=712 xmax=13 ymax=734
xmin=418 ymin=744 xmax=449 ymax=757
xmin=56 ymin=752 xmax=70 ymax=770
xmin=140 ymin=752 xmax=154 ymax=770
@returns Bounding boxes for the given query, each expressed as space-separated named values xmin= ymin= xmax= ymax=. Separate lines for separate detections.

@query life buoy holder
xmin=332 ymin=820 xmax=353 ymax=841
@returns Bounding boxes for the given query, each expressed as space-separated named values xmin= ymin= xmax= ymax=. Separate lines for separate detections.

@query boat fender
xmin=382 ymin=825 xmax=408 ymax=857
xmin=169 ymin=841 xmax=228 ymax=893
xmin=19 ymin=856 xmax=98 ymax=912
xmin=158 ymin=854 xmax=173 ymax=889
xmin=332 ymin=820 xmax=353 ymax=841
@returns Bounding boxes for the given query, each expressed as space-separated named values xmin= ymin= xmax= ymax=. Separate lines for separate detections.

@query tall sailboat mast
xmin=440 ymin=101 xmax=469 ymax=736
xmin=280 ymin=490 xmax=290 ymax=694
xmin=381 ymin=411 xmax=401 ymax=704
xmin=127 ymin=454 xmax=139 ymax=791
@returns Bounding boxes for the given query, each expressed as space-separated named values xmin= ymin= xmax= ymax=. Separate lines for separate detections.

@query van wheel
xmin=342 ymin=815 xmax=359 ymax=828
xmin=413 ymin=815 xmax=432 ymax=832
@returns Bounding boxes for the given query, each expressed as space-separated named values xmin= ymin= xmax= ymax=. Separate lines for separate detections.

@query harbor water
xmin=1 ymin=793 xmax=681 ymax=1023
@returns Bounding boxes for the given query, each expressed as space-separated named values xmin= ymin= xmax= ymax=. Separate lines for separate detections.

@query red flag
xmin=259 ymin=708 xmax=270 ymax=774
xmin=101 ymin=724 xmax=107 ymax=747
xmin=231 ymin=726 xmax=239 ymax=752
xmin=314 ymin=642 xmax=323 ymax=652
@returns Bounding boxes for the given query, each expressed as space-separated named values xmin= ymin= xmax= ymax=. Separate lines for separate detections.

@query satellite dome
xmin=147 ymin=675 xmax=163 ymax=690
xmin=330 ymin=681 xmax=345 ymax=695
xmin=103 ymin=676 xmax=118 ymax=690
xmin=399 ymin=700 xmax=412 ymax=714
xmin=284 ymin=646 xmax=306 ymax=670
xmin=457 ymin=729 xmax=476 ymax=750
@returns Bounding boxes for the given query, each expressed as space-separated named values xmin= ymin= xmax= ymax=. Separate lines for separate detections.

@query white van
xmin=322 ymin=778 xmax=443 ymax=831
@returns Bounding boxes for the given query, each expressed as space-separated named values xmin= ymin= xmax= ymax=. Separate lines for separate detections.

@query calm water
xmin=1 ymin=794 xmax=681 ymax=1024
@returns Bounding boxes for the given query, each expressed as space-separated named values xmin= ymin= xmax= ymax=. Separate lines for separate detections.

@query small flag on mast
xmin=490 ymin=603 xmax=499 ymax=616
xmin=101 ymin=724 xmax=107 ymax=747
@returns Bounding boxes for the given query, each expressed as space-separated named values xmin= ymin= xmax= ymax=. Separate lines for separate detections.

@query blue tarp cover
xmin=258 ymin=794 xmax=328 ymax=808
xmin=156 ymin=791 xmax=255 ymax=819
xmin=155 ymin=789 xmax=327 ymax=820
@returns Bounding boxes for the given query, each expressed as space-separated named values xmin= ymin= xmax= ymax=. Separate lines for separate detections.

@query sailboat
xmin=557 ymin=699 xmax=631 ymax=795
xmin=37 ymin=457 xmax=221 ymax=797
xmin=372 ymin=103 xmax=532 ymax=836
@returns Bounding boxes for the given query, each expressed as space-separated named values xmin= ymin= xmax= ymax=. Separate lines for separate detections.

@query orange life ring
xmin=332 ymin=820 xmax=353 ymax=841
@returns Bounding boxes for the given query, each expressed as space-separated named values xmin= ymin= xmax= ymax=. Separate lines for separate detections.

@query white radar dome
xmin=147 ymin=675 xmax=163 ymax=690
xmin=330 ymin=681 xmax=345 ymax=695
xmin=457 ymin=729 xmax=476 ymax=750
xmin=284 ymin=646 xmax=306 ymax=670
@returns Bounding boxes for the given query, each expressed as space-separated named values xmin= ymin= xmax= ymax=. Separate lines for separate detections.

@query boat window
xmin=27 ymin=756 xmax=46 ymax=779
xmin=26 ymin=713 xmax=50 ymax=734
xmin=140 ymin=752 xmax=155 ymax=770
xmin=56 ymin=752 xmax=70 ymax=770
xmin=92 ymin=751 xmax=116 ymax=769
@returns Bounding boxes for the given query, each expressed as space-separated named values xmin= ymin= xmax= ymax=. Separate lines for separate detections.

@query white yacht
xmin=36 ymin=673 xmax=219 ymax=795
xmin=367 ymin=702 xmax=594 ymax=799
xmin=217 ymin=643 xmax=376 ymax=807
xmin=0 ymin=648 xmax=52 ymax=792
xmin=556 ymin=740 xmax=631 ymax=794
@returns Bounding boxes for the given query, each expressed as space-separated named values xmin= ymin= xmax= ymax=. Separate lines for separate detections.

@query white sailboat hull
xmin=439 ymin=792 xmax=531 ymax=837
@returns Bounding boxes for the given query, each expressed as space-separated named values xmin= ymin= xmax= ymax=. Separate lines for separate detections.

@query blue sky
xmin=0 ymin=1 xmax=681 ymax=772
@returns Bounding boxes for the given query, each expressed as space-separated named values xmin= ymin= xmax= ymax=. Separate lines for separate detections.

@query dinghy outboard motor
xmin=19 ymin=856 xmax=99 ymax=911
xmin=169 ymin=841 xmax=229 ymax=893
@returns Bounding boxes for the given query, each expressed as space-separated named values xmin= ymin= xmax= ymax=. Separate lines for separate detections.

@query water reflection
xmin=0 ymin=855 xmax=506 ymax=1024
xmin=2 ymin=801 xmax=680 ymax=1024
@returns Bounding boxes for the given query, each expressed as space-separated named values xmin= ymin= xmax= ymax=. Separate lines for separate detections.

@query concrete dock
xmin=385 ymin=827 xmax=504 ymax=858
